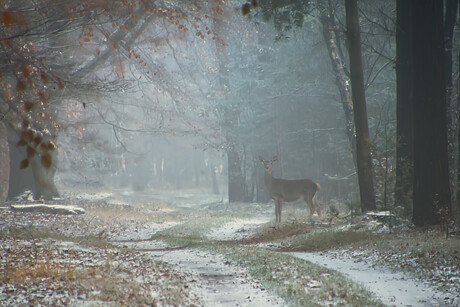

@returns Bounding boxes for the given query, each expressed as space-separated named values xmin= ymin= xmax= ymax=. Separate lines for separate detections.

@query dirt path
xmin=290 ymin=251 xmax=453 ymax=307
xmin=2 ymin=192 xmax=458 ymax=306
xmin=118 ymin=240 xmax=285 ymax=306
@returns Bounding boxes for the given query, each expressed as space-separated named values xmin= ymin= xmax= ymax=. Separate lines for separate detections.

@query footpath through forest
xmin=1 ymin=190 xmax=459 ymax=306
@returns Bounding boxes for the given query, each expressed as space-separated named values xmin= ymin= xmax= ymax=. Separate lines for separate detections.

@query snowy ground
xmin=1 ymin=190 xmax=459 ymax=306
xmin=290 ymin=251 xmax=454 ymax=307
xmin=120 ymin=240 xmax=285 ymax=306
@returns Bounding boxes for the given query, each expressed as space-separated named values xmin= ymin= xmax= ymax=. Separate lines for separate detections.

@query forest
xmin=1 ymin=0 xmax=458 ymax=226
xmin=1 ymin=1 xmax=459 ymax=305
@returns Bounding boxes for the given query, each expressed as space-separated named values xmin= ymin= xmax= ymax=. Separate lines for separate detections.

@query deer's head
xmin=259 ymin=156 xmax=277 ymax=175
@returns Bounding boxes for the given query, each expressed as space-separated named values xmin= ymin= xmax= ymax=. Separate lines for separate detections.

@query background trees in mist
xmin=1 ymin=0 xmax=459 ymax=227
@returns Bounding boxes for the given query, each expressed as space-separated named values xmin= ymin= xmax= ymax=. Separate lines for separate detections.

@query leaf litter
xmin=1 ymin=190 xmax=459 ymax=306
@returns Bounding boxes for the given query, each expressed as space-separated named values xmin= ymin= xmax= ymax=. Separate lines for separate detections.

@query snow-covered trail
xmin=290 ymin=251 xmax=454 ymax=307
xmin=119 ymin=241 xmax=285 ymax=306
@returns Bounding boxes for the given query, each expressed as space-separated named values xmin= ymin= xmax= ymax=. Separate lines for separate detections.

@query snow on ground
xmin=109 ymin=222 xmax=179 ymax=241
xmin=206 ymin=217 xmax=270 ymax=241
xmin=120 ymin=241 xmax=286 ymax=306
xmin=290 ymin=251 xmax=456 ymax=307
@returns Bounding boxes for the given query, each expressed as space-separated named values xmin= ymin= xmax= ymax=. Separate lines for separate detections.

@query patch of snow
xmin=290 ymin=251 xmax=455 ymax=307
xmin=109 ymin=222 xmax=178 ymax=241
xmin=123 ymin=241 xmax=285 ymax=306
xmin=10 ymin=204 xmax=85 ymax=215
xmin=206 ymin=217 xmax=270 ymax=241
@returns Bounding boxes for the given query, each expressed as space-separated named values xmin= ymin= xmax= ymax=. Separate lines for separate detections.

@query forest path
xmin=3 ymin=190 xmax=456 ymax=306
xmin=290 ymin=251 xmax=450 ymax=306
xmin=118 ymin=240 xmax=285 ymax=306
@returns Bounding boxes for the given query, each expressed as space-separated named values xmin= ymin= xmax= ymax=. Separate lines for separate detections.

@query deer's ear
xmin=259 ymin=156 xmax=264 ymax=161
xmin=272 ymin=156 xmax=278 ymax=161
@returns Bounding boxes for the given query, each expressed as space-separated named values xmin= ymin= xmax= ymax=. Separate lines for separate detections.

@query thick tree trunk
xmin=0 ymin=121 xmax=9 ymax=203
xmin=412 ymin=0 xmax=451 ymax=226
xmin=345 ymin=0 xmax=376 ymax=212
xmin=445 ymin=1 xmax=458 ymax=192
xmin=30 ymin=147 xmax=60 ymax=200
xmin=395 ymin=0 xmax=414 ymax=216
xmin=227 ymin=141 xmax=246 ymax=202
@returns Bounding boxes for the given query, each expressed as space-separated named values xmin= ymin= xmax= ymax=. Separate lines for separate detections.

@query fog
xmin=46 ymin=2 xmax=395 ymax=209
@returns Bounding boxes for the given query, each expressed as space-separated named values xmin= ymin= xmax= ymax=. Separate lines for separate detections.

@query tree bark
xmin=213 ymin=3 xmax=248 ymax=203
xmin=395 ymin=0 xmax=414 ymax=217
xmin=30 ymin=142 xmax=60 ymax=200
xmin=0 ymin=121 xmax=9 ymax=203
xmin=412 ymin=0 xmax=451 ymax=226
xmin=345 ymin=0 xmax=376 ymax=212
xmin=317 ymin=0 xmax=357 ymax=165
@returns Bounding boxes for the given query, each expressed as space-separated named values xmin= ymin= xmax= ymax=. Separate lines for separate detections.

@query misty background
xmin=4 ymin=1 xmax=399 ymax=211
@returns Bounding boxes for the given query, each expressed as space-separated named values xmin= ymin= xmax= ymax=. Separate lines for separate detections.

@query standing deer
xmin=259 ymin=156 xmax=321 ymax=223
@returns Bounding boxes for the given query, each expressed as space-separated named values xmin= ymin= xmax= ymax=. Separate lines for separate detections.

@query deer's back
xmin=269 ymin=178 xmax=318 ymax=201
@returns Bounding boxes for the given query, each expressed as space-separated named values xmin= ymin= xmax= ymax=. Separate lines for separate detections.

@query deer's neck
xmin=264 ymin=171 xmax=274 ymax=188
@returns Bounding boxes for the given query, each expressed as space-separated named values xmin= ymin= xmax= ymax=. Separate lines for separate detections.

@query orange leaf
xmin=40 ymin=72 xmax=49 ymax=84
xmin=22 ymin=119 xmax=29 ymax=129
xmin=26 ymin=146 xmax=36 ymax=158
xmin=22 ymin=66 xmax=30 ymax=79
xmin=2 ymin=11 xmax=14 ymax=28
xmin=57 ymin=77 xmax=64 ymax=89
xmin=41 ymin=154 xmax=52 ymax=168
xmin=24 ymin=101 xmax=33 ymax=112
xmin=242 ymin=3 xmax=250 ymax=16
xmin=33 ymin=135 xmax=42 ymax=146
xmin=16 ymin=80 xmax=26 ymax=92
xmin=111 ymin=40 xmax=119 ymax=49
xmin=21 ymin=129 xmax=33 ymax=142
xmin=252 ymin=0 xmax=258 ymax=8
xmin=19 ymin=159 xmax=29 ymax=169
xmin=116 ymin=61 xmax=124 ymax=78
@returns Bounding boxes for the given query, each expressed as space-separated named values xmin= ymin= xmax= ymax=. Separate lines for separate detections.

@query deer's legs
xmin=275 ymin=199 xmax=282 ymax=222
xmin=313 ymin=194 xmax=322 ymax=216
xmin=305 ymin=197 xmax=315 ymax=216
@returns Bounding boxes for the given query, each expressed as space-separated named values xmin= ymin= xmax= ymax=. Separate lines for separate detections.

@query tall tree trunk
xmin=0 ymin=121 xmax=9 ymax=203
xmin=345 ymin=0 xmax=376 ymax=212
xmin=317 ymin=0 xmax=357 ymax=165
xmin=395 ymin=0 xmax=414 ymax=217
xmin=412 ymin=0 xmax=451 ymax=226
xmin=213 ymin=3 xmax=247 ymax=203
xmin=227 ymin=145 xmax=246 ymax=202
xmin=444 ymin=0 xmax=459 ymax=216
xmin=30 ymin=137 xmax=60 ymax=200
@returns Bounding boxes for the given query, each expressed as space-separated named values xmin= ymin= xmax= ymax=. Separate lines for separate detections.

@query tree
xmin=1 ymin=0 xmax=218 ymax=199
xmin=0 ymin=121 xmax=8 ymax=203
xmin=395 ymin=0 xmax=414 ymax=217
xmin=344 ymin=0 xmax=376 ymax=212
xmin=411 ymin=0 xmax=451 ymax=226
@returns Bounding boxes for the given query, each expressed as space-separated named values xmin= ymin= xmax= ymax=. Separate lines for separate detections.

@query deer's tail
xmin=315 ymin=182 xmax=321 ymax=192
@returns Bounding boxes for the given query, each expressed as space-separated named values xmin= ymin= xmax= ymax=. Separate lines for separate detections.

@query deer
xmin=259 ymin=156 xmax=321 ymax=223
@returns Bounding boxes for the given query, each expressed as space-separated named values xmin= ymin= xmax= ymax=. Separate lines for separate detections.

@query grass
xmin=152 ymin=220 xmax=383 ymax=306
xmin=286 ymin=229 xmax=381 ymax=251
xmin=1 ymin=224 xmax=111 ymax=248
xmin=215 ymin=244 xmax=383 ymax=306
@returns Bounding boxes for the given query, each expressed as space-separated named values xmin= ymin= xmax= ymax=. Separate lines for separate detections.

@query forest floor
xmin=1 ymin=189 xmax=459 ymax=306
